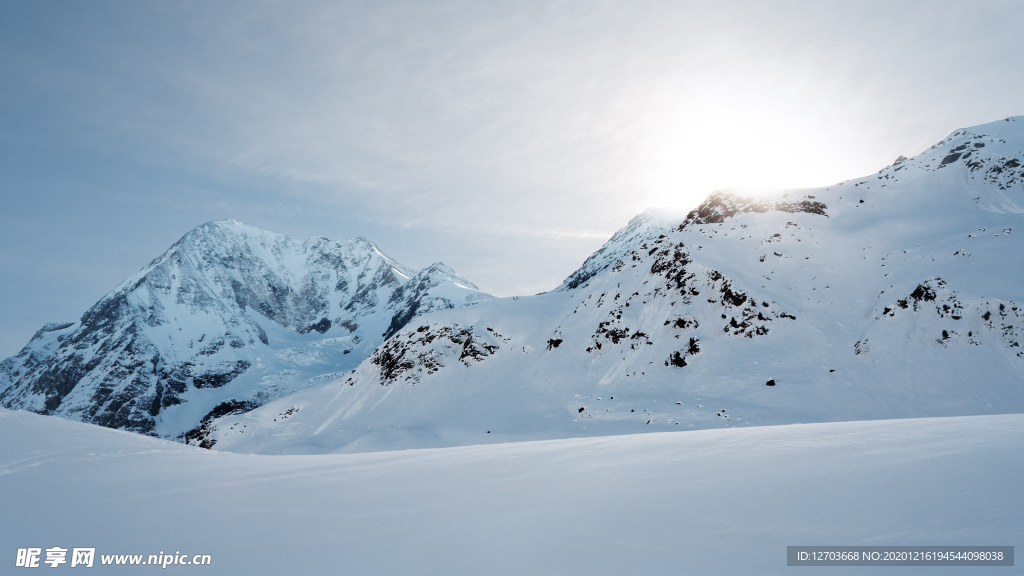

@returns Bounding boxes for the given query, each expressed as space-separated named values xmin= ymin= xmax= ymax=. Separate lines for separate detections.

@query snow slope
xmin=1 ymin=408 xmax=1020 ymax=575
xmin=0 ymin=221 xmax=491 ymax=443
xmin=213 ymin=116 xmax=1024 ymax=454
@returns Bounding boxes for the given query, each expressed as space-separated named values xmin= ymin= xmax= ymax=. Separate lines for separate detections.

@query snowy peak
xmin=555 ymin=194 xmax=828 ymax=293
xmin=419 ymin=262 xmax=479 ymax=290
xmin=114 ymin=219 xmax=427 ymax=335
xmin=0 ymin=221 xmax=490 ymax=442
xmin=835 ymin=116 xmax=1024 ymax=215
xmin=557 ymin=207 xmax=687 ymax=292
xmin=381 ymin=262 xmax=492 ymax=340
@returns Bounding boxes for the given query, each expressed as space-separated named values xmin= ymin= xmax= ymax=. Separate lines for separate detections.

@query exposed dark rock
xmin=940 ymin=152 xmax=962 ymax=166
xmin=184 ymin=399 xmax=261 ymax=449
xmin=910 ymin=284 xmax=937 ymax=303
xmin=191 ymin=360 xmax=251 ymax=389
xmin=678 ymin=191 xmax=829 ymax=228
xmin=299 ymin=318 xmax=332 ymax=334
xmin=686 ymin=337 xmax=701 ymax=355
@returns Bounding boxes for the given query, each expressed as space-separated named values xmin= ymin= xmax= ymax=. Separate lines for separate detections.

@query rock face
xmin=206 ymin=116 xmax=1024 ymax=455
xmin=0 ymin=221 xmax=491 ymax=441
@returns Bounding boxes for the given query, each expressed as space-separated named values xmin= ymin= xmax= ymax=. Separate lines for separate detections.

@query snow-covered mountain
xmin=0 ymin=220 xmax=491 ymax=442
xmin=209 ymin=116 xmax=1024 ymax=454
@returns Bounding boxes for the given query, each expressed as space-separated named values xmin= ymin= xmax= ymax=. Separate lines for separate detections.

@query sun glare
xmin=622 ymin=70 xmax=872 ymax=213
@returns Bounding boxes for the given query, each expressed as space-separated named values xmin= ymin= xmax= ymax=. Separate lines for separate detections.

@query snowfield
xmin=2 ymin=407 xmax=1021 ymax=575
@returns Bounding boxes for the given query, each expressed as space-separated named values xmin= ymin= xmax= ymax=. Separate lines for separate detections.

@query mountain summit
xmin=0 ymin=220 xmax=491 ymax=441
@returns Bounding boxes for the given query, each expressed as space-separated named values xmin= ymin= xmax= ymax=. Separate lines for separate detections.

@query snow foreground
xmin=1 ymin=408 xmax=1020 ymax=574
xmin=214 ymin=117 xmax=1024 ymax=454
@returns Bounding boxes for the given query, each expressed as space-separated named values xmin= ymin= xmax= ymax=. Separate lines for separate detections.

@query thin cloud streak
xmin=378 ymin=214 xmax=616 ymax=242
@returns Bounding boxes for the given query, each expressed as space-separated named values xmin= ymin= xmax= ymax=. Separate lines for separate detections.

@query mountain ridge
xmin=0 ymin=220 xmax=491 ymax=441
xmin=205 ymin=115 xmax=1024 ymax=453
xmin=4 ymin=116 xmax=1024 ymax=453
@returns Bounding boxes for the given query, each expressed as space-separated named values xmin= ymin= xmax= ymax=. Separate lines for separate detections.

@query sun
xmin=614 ymin=78 xmax=878 ymax=214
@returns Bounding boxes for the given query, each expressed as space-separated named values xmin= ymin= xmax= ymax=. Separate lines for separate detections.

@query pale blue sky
xmin=2 ymin=0 xmax=1023 ymax=357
